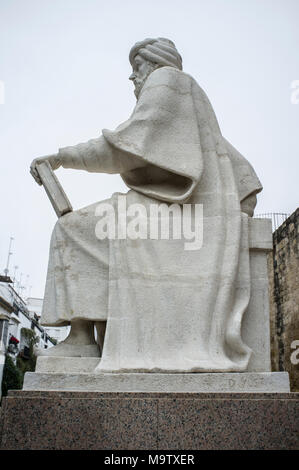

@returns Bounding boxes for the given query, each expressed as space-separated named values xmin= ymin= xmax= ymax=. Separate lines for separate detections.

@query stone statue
xmin=30 ymin=38 xmax=263 ymax=373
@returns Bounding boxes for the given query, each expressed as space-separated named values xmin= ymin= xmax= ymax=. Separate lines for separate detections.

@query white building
xmin=0 ymin=276 xmax=14 ymax=400
xmin=0 ymin=277 xmax=69 ymax=398
xmin=26 ymin=297 xmax=70 ymax=345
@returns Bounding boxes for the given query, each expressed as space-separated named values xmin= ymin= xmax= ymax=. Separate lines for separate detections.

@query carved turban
xmin=129 ymin=38 xmax=183 ymax=71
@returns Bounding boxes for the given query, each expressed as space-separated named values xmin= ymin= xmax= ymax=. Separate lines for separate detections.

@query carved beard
xmin=133 ymin=64 xmax=159 ymax=99
xmin=134 ymin=77 xmax=146 ymax=99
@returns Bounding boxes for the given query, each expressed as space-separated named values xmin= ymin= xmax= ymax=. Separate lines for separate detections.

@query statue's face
xmin=129 ymin=54 xmax=156 ymax=98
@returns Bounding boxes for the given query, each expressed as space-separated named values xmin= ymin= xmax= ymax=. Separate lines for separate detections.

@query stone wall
xmin=268 ymin=208 xmax=299 ymax=391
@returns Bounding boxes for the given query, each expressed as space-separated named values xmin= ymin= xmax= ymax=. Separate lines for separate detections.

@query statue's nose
xmin=129 ymin=72 xmax=136 ymax=81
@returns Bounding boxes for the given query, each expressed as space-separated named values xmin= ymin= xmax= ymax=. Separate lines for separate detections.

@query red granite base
xmin=1 ymin=391 xmax=298 ymax=450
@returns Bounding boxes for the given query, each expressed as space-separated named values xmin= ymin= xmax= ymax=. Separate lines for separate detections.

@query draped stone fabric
xmin=41 ymin=66 xmax=262 ymax=372
xmin=103 ymin=67 xmax=204 ymax=203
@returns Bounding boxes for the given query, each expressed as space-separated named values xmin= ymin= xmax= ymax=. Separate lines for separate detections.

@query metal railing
xmin=254 ymin=213 xmax=290 ymax=232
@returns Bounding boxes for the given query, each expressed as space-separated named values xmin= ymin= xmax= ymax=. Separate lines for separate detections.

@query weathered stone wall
xmin=268 ymin=208 xmax=299 ymax=391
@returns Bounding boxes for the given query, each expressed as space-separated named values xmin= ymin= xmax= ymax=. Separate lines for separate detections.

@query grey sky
xmin=0 ymin=0 xmax=298 ymax=298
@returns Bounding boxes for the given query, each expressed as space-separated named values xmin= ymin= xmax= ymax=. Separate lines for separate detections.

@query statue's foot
xmin=35 ymin=341 xmax=100 ymax=358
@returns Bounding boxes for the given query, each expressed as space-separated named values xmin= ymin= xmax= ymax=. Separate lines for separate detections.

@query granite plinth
xmin=1 ymin=390 xmax=298 ymax=450
xmin=23 ymin=371 xmax=290 ymax=393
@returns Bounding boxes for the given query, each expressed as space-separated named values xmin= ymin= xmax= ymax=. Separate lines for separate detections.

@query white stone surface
xmin=36 ymin=356 xmax=99 ymax=374
xmin=36 ymin=343 xmax=100 ymax=358
xmin=23 ymin=372 xmax=290 ymax=393
xmin=29 ymin=38 xmax=272 ymax=377
xmin=248 ymin=218 xmax=273 ymax=251
xmin=243 ymin=218 xmax=273 ymax=372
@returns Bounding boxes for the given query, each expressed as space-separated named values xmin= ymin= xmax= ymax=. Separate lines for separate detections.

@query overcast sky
xmin=0 ymin=0 xmax=298 ymax=299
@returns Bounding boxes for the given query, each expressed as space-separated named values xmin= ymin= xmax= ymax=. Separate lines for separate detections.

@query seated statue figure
xmin=30 ymin=38 xmax=262 ymax=373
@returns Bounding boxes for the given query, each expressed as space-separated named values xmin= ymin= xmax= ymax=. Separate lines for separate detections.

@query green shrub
xmin=16 ymin=328 xmax=38 ymax=379
xmin=1 ymin=355 xmax=23 ymax=397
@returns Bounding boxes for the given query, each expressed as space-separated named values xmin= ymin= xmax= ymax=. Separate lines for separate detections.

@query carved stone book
xmin=36 ymin=161 xmax=73 ymax=217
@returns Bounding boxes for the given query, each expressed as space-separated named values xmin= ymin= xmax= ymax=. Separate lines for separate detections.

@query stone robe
xmin=41 ymin=66 xmax=262 ymax=372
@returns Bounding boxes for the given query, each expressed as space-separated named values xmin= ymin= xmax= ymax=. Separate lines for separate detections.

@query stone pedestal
xmin=23 ymin=369 xmax=290 ymax=393
xmin=1 ymin=390 xmax=298 ymax=450
xmin=2 ymin=218 xmax=293 ymax=450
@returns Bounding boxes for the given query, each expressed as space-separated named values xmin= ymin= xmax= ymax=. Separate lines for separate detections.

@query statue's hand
xmin=30 ymin=154 xmax=61 ymax=185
